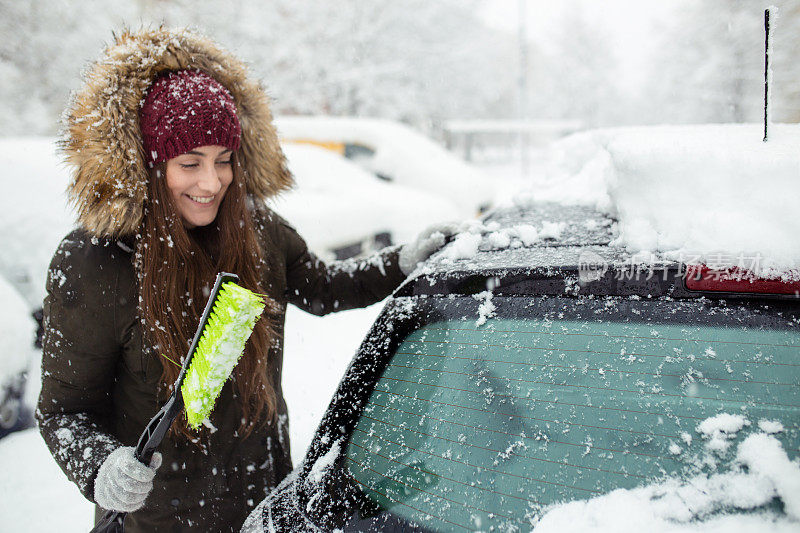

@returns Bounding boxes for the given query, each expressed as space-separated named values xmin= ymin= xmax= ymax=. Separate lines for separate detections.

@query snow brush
xmin=91 ymin=272 xmax=267 ymax=533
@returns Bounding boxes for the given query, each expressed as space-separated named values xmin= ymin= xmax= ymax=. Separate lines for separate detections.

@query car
xmin=0 ymin=138 xmax=73 ymax=440
xmin=274 ymin=143 xmax=461 ymax=260
xmin=242 ymin=124 xmax=800 ymax=532
xmin=241 ymin=201 xmax=799 ymax=532
xmin=0 ymin=274 xmax=39 ymax=439
xmin=274 ymin=116 xmax=496 ymax=218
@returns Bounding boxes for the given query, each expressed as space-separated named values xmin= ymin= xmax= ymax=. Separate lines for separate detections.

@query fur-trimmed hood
xmin=61 ymin=27 xmax=293 ymax=237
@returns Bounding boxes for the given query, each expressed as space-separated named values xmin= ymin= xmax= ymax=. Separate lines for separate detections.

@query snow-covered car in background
xmin=243 ymin=124 xmax=800 ymax=532
xmin=0 ymin=275 xmax=39 ymax=438
xmin=0 ymin=138 xmax=73 ymax=436
xmin=274 ymin=143 xmax=461 ymax=260
xmin=275 ymin=116 xmax=496 ymax=219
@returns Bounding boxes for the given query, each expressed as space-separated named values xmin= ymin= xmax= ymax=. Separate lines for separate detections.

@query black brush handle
xmin=90 ymin=273 xmax=239 ymax=532
xmin=90 ymin=394 xmax=182 ymax=532
xmin=89 ymin=512 xmax=124 ymax=533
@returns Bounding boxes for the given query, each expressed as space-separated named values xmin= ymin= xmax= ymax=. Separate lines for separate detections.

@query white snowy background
xmin=1 ymin=1 xmax=799 ymax=531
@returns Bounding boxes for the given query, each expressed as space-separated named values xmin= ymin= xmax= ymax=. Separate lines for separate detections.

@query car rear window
xmin=343 ymin=297 xmax=800 ymax=531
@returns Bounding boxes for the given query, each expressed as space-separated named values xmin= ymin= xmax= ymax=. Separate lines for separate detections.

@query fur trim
xmin=60 ymin=27 xmax=293 ymax=237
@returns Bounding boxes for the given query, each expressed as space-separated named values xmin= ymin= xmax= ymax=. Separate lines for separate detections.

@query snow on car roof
xmin=516 ymin=123 xmax=800 ymax=278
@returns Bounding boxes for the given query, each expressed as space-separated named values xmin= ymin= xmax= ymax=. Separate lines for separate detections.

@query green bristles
xmin=181 ymin=281 xmax=267 ymax=430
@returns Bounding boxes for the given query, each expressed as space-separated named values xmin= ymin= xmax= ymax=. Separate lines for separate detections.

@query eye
xmin=216 ymin=159 xmax=232 ymax=165
xmin=179 ymin=163 xmax=199 ymax=169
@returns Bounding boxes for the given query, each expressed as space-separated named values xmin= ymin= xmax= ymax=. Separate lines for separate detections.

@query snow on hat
xmin=140 ymin=69 xmax=241 ymax=166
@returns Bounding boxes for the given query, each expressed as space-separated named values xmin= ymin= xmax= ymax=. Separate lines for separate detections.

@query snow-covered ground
xmin=281 ymin=304 xmax=383 ymax=465
xmin=1 ymin=123 xmax=799 ymax=531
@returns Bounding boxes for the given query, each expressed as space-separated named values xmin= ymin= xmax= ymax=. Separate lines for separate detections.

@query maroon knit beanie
xmin=140 ymin=69 xmax=241 ymax=167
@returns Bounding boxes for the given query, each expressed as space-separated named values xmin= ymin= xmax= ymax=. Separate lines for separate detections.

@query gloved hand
xmin=94 ymin=446 xmax=162 ymax=512
xmin=399 ymin=222 xmax=459 ymax=275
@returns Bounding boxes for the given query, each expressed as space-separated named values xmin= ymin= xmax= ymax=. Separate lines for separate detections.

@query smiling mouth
xmin=188 ymin=194 xmax=215 ymax=204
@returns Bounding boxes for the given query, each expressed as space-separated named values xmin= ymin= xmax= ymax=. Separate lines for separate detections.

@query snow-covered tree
xmin=644 ymin=0 xmax=800 ymax=124
xmin=0 ymin=0 xmax=518 ymax=135
xmin=0 ymin=0 xmax=137 ymax=135
xmin=525 ymin=4 xmax=620 ymax=127
xmin=220 ymin=0 xmax=516 ymax=125
xmin=771 ymin=1 xmax=800 ymax=122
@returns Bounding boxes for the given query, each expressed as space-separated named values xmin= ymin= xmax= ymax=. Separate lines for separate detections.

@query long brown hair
xmin=136 ymin=152 xmax=276 ymax=442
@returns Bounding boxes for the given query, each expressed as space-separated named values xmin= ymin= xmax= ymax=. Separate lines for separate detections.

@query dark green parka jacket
xmin=38 ymin=27 xmax=407 ymax=532
xmin=38 ymin=206 xmax=404 ymax=532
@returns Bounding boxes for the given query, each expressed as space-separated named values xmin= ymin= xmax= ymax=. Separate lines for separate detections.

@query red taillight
xmin=685 ymin=265 xmax=800 ymax=295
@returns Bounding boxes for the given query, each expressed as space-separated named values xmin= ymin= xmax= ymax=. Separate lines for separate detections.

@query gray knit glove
xmin=94 ymin=446 xmax=162 ymax=512
xmin=399 ymin=222 xmax=458 ymax=275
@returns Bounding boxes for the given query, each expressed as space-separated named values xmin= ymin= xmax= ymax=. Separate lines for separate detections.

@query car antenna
xmin=763 ymin=6 xmax=776 ymax=142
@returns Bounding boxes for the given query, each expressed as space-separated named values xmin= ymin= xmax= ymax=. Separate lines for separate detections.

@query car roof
xmin=402 ymin=202 xmax=800 ymax=302
xmin=418 ymin=202 xmax=647 ymax=275
xmin=485 ymin=202 xmax=614 ymax=245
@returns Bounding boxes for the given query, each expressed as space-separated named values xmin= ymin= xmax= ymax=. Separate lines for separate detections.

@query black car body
xmin=242 ymin=203 xmax=800 ymax=532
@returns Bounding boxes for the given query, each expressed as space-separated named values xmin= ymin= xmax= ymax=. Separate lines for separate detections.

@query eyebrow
xmin=185 ymin=149 xmax=233 ymax=156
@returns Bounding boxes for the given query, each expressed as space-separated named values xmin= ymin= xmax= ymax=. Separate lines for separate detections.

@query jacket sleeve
xmin=36 ymin=233 xmax=124 ymax=502
xmin=275 ymin=217 xmax=407 ymax=316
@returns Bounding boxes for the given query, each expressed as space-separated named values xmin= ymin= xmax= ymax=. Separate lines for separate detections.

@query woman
xmin=38 ymin=27 xmax=448 ymax=532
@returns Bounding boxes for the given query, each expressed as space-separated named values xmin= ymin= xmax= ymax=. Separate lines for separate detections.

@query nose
xmin=196 ymin=162 xmax=223 ymax=194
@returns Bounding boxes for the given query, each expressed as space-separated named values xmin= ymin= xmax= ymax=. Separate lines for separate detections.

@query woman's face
xmin=165 ymin=145 xmax=234 ymax=228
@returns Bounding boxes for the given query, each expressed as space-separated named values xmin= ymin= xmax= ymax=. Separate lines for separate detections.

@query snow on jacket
xmin=37 ymin=27 xmax=405 ymax=532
